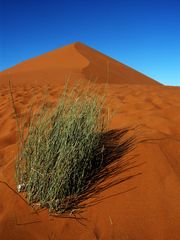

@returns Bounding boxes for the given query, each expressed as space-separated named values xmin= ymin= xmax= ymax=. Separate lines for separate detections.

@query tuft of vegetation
xmin=9 ymin=81 xmax=136 ymax=214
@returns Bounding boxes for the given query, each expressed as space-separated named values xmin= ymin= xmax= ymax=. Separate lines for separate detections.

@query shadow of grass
xmin=50 ymin=128 xmax=141 ymax=215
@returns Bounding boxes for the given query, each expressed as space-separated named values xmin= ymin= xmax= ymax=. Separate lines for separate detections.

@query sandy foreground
xmin=0 ymin=83 xmax=179 ymax=240
xmin=0 ymin=43 xmax=180 ymax=239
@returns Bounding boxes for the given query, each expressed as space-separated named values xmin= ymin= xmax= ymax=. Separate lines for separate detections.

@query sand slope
xmin=0 ymin=42 xmax=161 ymax=86
xmin=0 ymin=44 xmax=180 ymax=240
xmin=0 ymin=83 xmax=180 ymax=240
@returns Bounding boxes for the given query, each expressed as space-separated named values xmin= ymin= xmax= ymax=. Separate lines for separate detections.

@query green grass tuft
xmin=9 ymin=81 xmax=136 ymax=214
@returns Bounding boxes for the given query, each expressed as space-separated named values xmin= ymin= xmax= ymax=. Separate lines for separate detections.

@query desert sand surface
xmin=0 ymin=43 xmax=180 ymax=240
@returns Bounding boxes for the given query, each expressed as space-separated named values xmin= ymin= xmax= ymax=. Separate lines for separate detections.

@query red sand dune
xmin=0 ymin=43 xmax=180 ymax=240
xmin=0 ymin=42 xmax=161 ymax=86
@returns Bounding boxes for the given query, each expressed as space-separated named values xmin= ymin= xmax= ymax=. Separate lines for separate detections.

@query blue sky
xmin=1 ymin=0 xmax=180 ymax=86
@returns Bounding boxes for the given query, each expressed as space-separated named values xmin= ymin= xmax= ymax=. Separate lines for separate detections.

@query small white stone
xmin=17 ymin=183 xmax=25 ymax=192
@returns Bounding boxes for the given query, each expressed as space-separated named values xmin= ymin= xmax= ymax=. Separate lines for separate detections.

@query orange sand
xmin=0 ymin=43 xmax=180 ymax=240
xmin=0 ymin=42 xmax=161 ymax=86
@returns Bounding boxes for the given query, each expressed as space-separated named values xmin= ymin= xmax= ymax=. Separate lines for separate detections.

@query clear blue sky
xmin=1 ymin=0 xmax=180 ymax=86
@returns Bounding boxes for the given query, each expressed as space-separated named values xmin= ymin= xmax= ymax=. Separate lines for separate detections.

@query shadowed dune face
xmin=0 ymin=42 xmax=162 ymax=86
xmin=75 ymin=42 xmax=161 ymax=85
xmin=0 ymin=81 xmax=180 ymax=240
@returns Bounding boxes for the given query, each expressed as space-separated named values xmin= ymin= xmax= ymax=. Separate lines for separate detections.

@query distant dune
xmin=0 ymin=42 xmax=161 ymax=86
xmin=0 ymin=43 xmax=180 ymax=240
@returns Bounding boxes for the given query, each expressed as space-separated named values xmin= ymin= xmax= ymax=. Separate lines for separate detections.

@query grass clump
xmin=13 ymin=83 xmax=109 ymax=213
xmin=10 ymin=81 xmax=136 ymax=214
